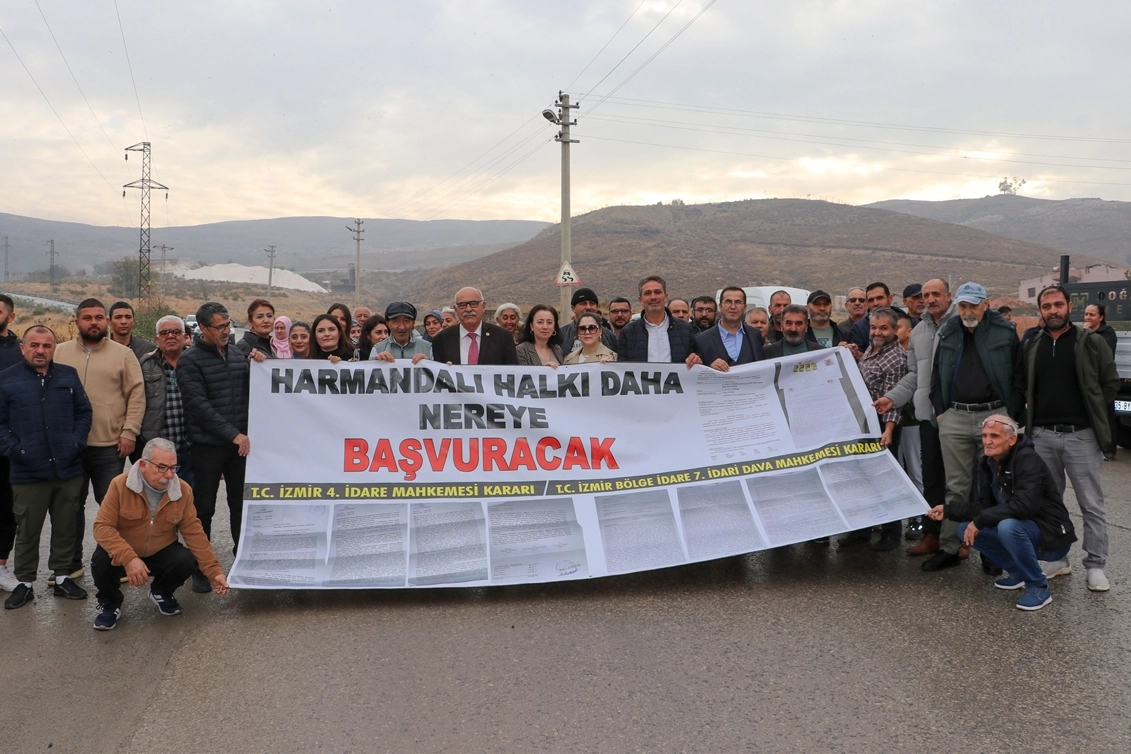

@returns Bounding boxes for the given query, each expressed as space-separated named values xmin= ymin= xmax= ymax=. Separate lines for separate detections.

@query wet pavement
xmin=3 ymin=458 xmax=1130 ymax=753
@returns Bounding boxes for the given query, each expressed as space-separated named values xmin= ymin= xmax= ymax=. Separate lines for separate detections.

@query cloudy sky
xmin=2 ymin=1 xmax=1130 ymax=227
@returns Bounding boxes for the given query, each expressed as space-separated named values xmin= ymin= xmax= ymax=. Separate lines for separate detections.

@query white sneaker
xmin=1086 ymin=568 xmax=1110 ymax=592
xmin=1041 ymin=560 xmax=1072 ymax=579
xmin=0 ymin=565 xmax=19 ymax=592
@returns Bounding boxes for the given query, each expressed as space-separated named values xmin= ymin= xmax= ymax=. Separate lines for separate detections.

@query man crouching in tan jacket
xmin=90 ymin=438 xmax=230 ymax=630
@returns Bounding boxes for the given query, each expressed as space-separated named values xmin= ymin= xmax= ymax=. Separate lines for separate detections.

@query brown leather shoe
xmin=959 ymin=544 xmax=971 ymax=559
xmin=905 ymin=534 xmax=939 ymax=556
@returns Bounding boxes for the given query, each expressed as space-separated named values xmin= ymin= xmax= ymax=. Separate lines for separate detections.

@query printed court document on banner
xmin=745 ymin=468 xmax=847 ymax=546
xmin=596 ymin=490 xmax=686 ymax=573
xmin=230 ymin=504 xmax=330 ymax=587
xmin=408 ymin=502 xmax=489 ymax=586
xmin=487 ymin=498 xmax=588 ymax=583
xmin=820 ymin=453 xmax=926 ymax=528
xmin=695 ymin=368 xmax=792 ymax=461
xmin=235 ymin=359 xmax=928 ymax=589
xmin=676 ymin=480 xmax=766 ymax=560
xmin=326 ymin=504 xmax=408 ymax=587
xmin=777 ymin=350 xmax=867 ymax=449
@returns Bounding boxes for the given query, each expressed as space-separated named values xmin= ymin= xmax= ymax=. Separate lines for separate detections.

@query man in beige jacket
xmin=54 ymin=298 xmax=145 ymax=581
xmin=91 ymin=438 xmax=228 ymax=629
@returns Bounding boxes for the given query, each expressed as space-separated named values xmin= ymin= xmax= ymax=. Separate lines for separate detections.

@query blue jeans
xmin=958 ymin=519 xmax=1071 ymax=588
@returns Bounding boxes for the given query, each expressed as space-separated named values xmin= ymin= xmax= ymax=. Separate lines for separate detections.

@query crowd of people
xmin=0 ymin=271 xmax=1119 ymax=626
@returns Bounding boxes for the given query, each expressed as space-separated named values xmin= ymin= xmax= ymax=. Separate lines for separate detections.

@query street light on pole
xmin=544 ymin=92 xmax=579 ymax=323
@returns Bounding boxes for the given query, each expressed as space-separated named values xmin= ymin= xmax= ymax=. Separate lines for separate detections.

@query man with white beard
xmin=923 ymin=283 xmax=1025 ymax=572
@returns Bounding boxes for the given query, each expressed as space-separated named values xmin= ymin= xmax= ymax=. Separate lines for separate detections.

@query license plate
xmin=1115 ymin=400 xmax=1131 ymax=414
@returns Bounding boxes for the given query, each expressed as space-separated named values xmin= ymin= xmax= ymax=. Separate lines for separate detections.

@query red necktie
xmin=467 ymin=332 xmax=479 ymax=365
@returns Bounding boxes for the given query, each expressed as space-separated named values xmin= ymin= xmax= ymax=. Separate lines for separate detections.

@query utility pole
xmin=264 ymin=245 xmax=277 ymax=298
xmin=346 ymin=219 xmax=364 ymax=310
xmin=124 ymin=142 xmax=169 ymax=311
xmin=544 ymin=92 xmax=579 ymax=320
xmin=46 ymin=239 xmax=57 ymax=292
xmin=154 ymin=243 xmax=173 ymax=301
xmin=2 ymin=236 xmax=9 ymax=282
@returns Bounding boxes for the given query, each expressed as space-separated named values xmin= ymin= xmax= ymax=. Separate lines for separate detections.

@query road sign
xmin=554 ymin=261 xmax=581 ymax=286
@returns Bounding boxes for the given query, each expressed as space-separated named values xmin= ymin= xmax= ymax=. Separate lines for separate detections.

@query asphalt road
xmin=4 ymin=457 xmax=1130 ymax=754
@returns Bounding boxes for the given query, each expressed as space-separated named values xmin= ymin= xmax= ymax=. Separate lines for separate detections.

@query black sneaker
xmin=52 ymin=577 xmax=88 ymax=600
xmin=149 ymin=591 xmax=183 ymax=616
xmin=93 ymin=603 xmax=122 ymax=630
xmin=191 ymin=572 xmax=212 ymax=594
xmin=904 ymin=518 xmax=924 ymax=541
xmin=4 ymin=583 xmax=33 ymax=609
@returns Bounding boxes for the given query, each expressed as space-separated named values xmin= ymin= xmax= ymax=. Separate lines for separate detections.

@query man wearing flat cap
xmin=902 ymin=283 xmax=925 ymax=321
xmin=559 ymin=287 xmax=619 ymax=355
xmin=371 ymin=302 xmax=432 ymax=363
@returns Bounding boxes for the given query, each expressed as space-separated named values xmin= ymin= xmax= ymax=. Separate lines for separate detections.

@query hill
xmin=0 ymin=213 xmax=548 ymax=276
xmin=866 ymin=195 xmax=1131 ymax=265
xmin=408 ymin=199 xmax=1083 ymax=309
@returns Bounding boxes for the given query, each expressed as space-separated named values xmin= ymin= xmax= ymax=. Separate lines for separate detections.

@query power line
xmin=565 ymin=0 xmax=649 ymax=92
xmin=584 ymin=0 xmax=719 ymax=118
xmin=588 ymin=111 xmax=1131 ymax=164
xmin=420 ymin=138 xmax=555 ymax=221
xmin=591 ymin=95 xmax=1131 ymax=144
xmin=114 ymin=0 xmax=148 ymax=141
xmin=585 ymin=113 xmax=1131 ymax=172
xmin=0 ymin=23 xmax=123 ymax=197
xmin=402 ymin=129 xmax=550 ymax=219
xmin=381 ymin=116 xmax=543 ymax=217
xmin=582 ymin=134 xmax=1131 ymax=188
xmin=580 ymin=0 xmax=685 ymax=103
xmin=34 ymin=0 xmax=124 ymax=166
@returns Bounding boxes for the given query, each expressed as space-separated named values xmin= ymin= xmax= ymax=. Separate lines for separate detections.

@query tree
xmin=998 ymin=176 xmax=1026 ymax=195
xmin=106 ymin=257 xmax=140 ymax=298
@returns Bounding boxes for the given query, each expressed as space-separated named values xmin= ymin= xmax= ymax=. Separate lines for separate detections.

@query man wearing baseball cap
xmin=804 ymin=290 xmax=848 ymax=348
xmin=924 ymin=281 xmax=1024 ymax=572
xmin=559 ymin=287 xmax=619 ymax=355
xmin=371 ymin=302 xmax=432 ymax=363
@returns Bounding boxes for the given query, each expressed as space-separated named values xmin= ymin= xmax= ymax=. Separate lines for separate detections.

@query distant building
xmin=1018 ymin=263 xmax=1129 ymax=303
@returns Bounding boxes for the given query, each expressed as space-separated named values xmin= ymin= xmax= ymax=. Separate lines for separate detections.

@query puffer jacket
xmin=0 ymin=360 xmax=92 ymax=483
xmin=616 ymin=310 xmax=696 ymax=363
xmin=930 ymin=309 xmax=1025 ymax=419
xmin=947 ymin=434 xmax=1077 ymax=552
xmin=93 ymin=463 xmax=222 ymax=579
xmin=235 ymin=330 xmax=276 ymax=359
xmin=176 ymin=335 xmax=251 ymax=447
xmin=0 ymin=331 xmax=22 ymax=372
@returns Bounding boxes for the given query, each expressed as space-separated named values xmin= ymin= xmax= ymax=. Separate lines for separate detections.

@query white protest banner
xmin=228 ymin=349 xmax=928 ymax=589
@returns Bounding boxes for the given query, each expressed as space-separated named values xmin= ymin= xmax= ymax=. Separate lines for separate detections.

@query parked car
xmin=185 ymin=314 xmax=200 ymax=337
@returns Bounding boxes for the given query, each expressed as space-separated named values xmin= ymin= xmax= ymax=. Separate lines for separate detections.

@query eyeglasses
xmin=147 ymin=462 xmax=180 ymax=473
xmin=847 ymin=297 xmax=866 ymax=303
xmin=204 ymin=321 xmax=232 ymax=331
xmin=979 ymin=419 xmax=1018 ymax=431
xmin=454 ymin=300 xmax=483 ymax=310
xmin=577 ymin=324 xmax=600 ymax=334
xmin=609 ymin=308 xmax=632 ymax=315
xmin=158 ymin=329 xmax=184 ymax=337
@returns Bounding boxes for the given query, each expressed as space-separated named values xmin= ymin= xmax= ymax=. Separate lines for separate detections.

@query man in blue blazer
xmin=694 ymin=286 xmax=766 ymax=371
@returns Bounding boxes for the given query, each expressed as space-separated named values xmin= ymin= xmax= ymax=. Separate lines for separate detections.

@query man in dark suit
xmin=430 ymin=287 xmax=518 ymax=366
xmin=764 ymin=305 xmax=826 ymax=359
xmin=695 ymin=286 xmax=765 ymax=371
